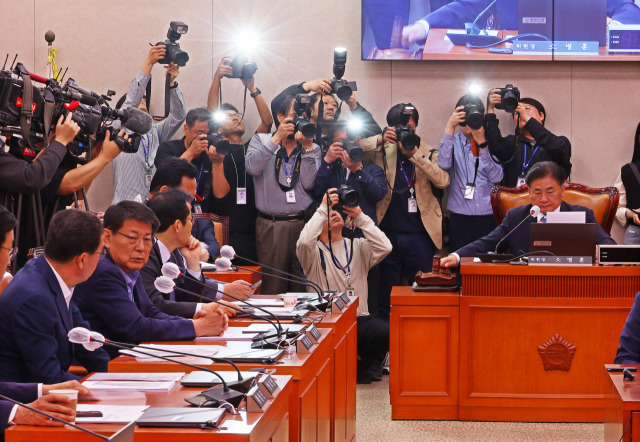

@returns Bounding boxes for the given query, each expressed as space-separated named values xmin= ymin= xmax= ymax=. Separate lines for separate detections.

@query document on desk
xmin=244 ymin=323 xmax=307 ymax=333
xmin=82 ymin=381 xmax=178 ymax=391
xmin=86 ymin=372 xmax=185 ymax=382
xmin=76 ymin=404 xmax=150 ymax=424
xmin=119 ymin=344 xmax=224 ymax=359
xmin=444 ymin=29 xmax=499 ymax=42
xmin=234 ymin=298 xmax=285 ymax=307
xmin=195 ymin=327 xmax=259 ymax=342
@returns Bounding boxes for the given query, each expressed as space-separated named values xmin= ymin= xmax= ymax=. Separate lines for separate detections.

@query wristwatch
xmin=477 ymin=141 xmax=488 ymax=149
xmin=250 ymin=88 xmax=261 ymax=98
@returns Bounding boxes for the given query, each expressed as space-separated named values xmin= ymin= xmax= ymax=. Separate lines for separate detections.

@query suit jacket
xmin=0 ymin=256 xmax=109 ymax=383
xmin=191 ymin=218 xmax=220 ymax=260
xmin=361 ymin=136 xmax=450 ymax=249
xmin=73 ymin=254 xmax=196 ymax=359
xmin=0 ymin=382 xmax=38 ymax=433
xmin=456 ymin=202 xmax=616 ymax=257
xmin=141 ymin=241 xmax=221 ymax=318
xmin=616 ymin=292 xmax=640 ymax=364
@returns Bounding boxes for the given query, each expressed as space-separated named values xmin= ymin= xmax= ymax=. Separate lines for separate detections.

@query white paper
xmin=119 ymin=344 xmax=224 ymax=359
xmin=76 ymin=404 xmax=150 ymax=424
xmin=86 ymin=372 xmax=185 ymax=382
xmin=546 ymin=211 xmax=586 ymax=224
xmin=244 ymin=323 xmax=306 ymax=333
xmin=82 ymin=381 xmax=177 ymax=391
xmin=195 ymin=327 xmax=258 ymax=342
xmin=444 ymin=29 xmax=499 ymax=42
xmin=235 ymin=299 xmax=285 ymax=307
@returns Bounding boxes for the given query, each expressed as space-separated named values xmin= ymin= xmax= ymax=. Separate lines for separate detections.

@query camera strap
xmin=274 ymin=145 xmax=302 ymax=191
xmin=522 ymin=142 xmax=540 ymax=174
xmin=319 ymin=239 xmax=351 ymax=286
xmin=164 ymin=73 xmax=171 ymax=118
xmin=382 ymin=149 xmax=413 ymax=195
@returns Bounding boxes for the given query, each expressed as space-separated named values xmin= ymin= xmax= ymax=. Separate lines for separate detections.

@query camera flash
xmin=213 ymin=111 xmax=227 ymax=123
xmin=334 ymin=47 xmax=347 ymax=54
xmin=236 ymin=31 xmax=260 ymax=56
xmin=468 ymin=83 xmax=482 ymax=96
xmin=348 ymin=118 xmax=362 ymax=131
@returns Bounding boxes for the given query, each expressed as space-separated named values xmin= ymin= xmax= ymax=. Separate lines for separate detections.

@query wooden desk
xmin=228 ymin=295 xmax=359 ymax=442
xmin=108 ymin=330 xmax=334 ymax=442
xmin=204 ymin=266 xmax=261 ymax=287
xmin=604 ymin=365 xmax=640 ymax=442
xmin=390 ymin=260 xmax=640 ymax=422
xmin=6 ymin=375 xmax=292 ymax=442
xmin=421 ymin=28 xmax=640 ymax=61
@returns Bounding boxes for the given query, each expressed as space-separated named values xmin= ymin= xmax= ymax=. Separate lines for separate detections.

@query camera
xmin=336 ymin=184 xmax=360 ymax=208
xmin=207 ymin=132 xmax=231 ymax=156
xmin=341 ymin=138 xmax=364 ymax=163
xmin=157 ymin=21 xmax=189 ymax=66
xmin=460 ymin=104 xmax=484 ymax=130
xmin=494 ymin=84 xmax=520 ymax=113
xmin=330 ymin=48 xmax=357 ymax=101
xmin=224 ymin=56 xmax=257 ymax=79
xmin=291 ymin=93 xmax=316 ymax=139
xmin=394 ymin=104 xmax=420 ymax=151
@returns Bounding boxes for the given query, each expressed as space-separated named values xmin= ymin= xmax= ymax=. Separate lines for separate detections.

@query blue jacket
xmin=0 ymin=256 xmax=109 ymax=384
xmin=456 ymin=201 xmax=616 ymax=257
xmin=0 ymin=382 xmax=38 ymax=434
xmin=73 ymin=254 xmax=196 ymax=359
xmin=191 ymin=218 xmax=220 ymax=261
xmin=615 ymin=292 xmax=640 ymax=364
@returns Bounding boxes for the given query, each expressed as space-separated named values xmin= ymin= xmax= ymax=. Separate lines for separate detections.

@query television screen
xmin=362 ymin=0 xmax=640 ymax=61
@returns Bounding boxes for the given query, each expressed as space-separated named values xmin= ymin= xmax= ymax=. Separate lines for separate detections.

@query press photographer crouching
xmin=360 ymin=103 xmax=449 ymax=319
xmin=438 ymin=94 xmax=503 ymax=251
xmin=297 ymin=188 xmax=391 ymax=383
xmin=485 ymin=85 xmax=572 ymax=188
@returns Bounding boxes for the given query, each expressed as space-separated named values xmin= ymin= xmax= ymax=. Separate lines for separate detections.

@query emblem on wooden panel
xmin=537 ymin=334 xmax=576 ymax=371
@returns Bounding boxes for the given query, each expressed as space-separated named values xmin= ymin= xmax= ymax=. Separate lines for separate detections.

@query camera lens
xmin=502 ymin=91 xmax=518 ymax=113
xmin=207 ymin=133 xmax=230 ymax=156
xmin=343 ymin=141 xmax=364 ymax=162
xmin=338 ymin=185 xmax=360 ymax=207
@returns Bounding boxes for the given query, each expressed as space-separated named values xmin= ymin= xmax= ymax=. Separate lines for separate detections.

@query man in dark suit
xmin=441 ymin=161 xmax=616 ymax=267
xmin=0 ymin=210 xmax=110 ymax=383
xmin=142 ymin=189 xmax=251 ymax=318
xmin=150 ymin=158 xmax=220 ymax=261
xmin=0 ymin=380 xmax=88 ymax=434
xmin=615 ymin=293 xmax=640 ymax=364
xmin=73 ymin=201 xmax=228 ymax=359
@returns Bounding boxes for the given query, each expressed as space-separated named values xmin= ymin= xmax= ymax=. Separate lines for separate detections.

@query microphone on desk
xmin=494 ymin=205 xmax=540 ymax=254
xmin=477 ymin=205 xmax=541 ymax=263
xmin=219 ymin=246 xmax=330 ymax=311
xmin=155 ymin=273 xmax=288 ymax=348
xmin=0 ymin=393 xmax=121 ymax=441
xmin=67 ymin=327 xmax=247 ymax=405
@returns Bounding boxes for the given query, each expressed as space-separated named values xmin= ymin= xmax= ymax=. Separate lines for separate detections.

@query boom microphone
xmin=121 ymin=107 xmax=153 ymax=135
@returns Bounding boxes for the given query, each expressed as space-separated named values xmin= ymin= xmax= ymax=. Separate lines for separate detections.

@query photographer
xmin=271 ymin=79 xmax=381 ymax=151
xmin=438 ymin=94 xmax=503 ymax=251
xmin=245 ymin=95 xmax=321 ymax=295
xmin=296 ymin=188 xmax=391 ymax=383
xmin=485 ymin=89 xmax=571 ymax=188
xmin=614 ymin=122 xmax=640 ymax=244
xmin=111 ymin=45 xmax=186 ymax=203
xmin=360 ymin=103 xmax=449 ymax=319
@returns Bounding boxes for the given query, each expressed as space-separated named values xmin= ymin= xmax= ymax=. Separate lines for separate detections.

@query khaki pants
xmin=255 ymin=217 xmax=306 ymax=295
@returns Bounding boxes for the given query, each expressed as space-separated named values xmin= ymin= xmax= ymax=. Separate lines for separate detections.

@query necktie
xmin=540 ymin=216 xmax=547 ymax=223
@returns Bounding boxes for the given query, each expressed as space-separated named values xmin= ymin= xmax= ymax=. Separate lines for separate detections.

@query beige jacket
xmin=360 ymin=134 xmax=450 ymax=249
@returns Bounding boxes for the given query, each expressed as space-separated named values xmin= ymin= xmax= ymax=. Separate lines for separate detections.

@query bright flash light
xmin=468 ymin=82 xmax=482 ymax=96
xmin=235 ymin=30 xmax=260 ymax=56
xmin=213 ymin=111 xmax=227 ymax=123
xmin=347 ymin=118 xmax=363 ymax=132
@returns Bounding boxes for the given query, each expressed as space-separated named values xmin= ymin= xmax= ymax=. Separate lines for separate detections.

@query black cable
xmin=466 ymin=33 xmax=551 ymax=49
xmin=490 ymin=250 xmax=556 ymax=264
xmin=619 ymin=413 xmax=632 ymax=442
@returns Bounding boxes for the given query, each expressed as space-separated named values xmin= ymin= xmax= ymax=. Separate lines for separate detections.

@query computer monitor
xmin=530 ymin=223 xmax=597 ymax=259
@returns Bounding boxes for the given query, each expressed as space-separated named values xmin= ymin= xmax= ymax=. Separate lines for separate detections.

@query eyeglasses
xmin=115 ymin=231 xmax=153 ymax=247
xmin=225 ymin=112 xmax=242 ymax=120
xmin=1 ymin=246 xmax=17 ymax=262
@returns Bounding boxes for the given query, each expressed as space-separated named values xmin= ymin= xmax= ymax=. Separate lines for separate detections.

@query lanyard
xmin=522 ymin=143 xmax=540 ymax=174
xmin=464 ymin=143 xmax=480 ymax=187
xmin=398 ymin=158 xmax=415 ymax=188
xmin=320 ymin=239 xmax=351 ymax=285
xmin=230 ymin=146 xmax=247 ymax=189
xmin=141 ymin=134 xmax=152 ymax=170
xmin=195 ymin=161 xmax=204 ymax=191
xmin=274 ymin=145 xmax=302 ymax=191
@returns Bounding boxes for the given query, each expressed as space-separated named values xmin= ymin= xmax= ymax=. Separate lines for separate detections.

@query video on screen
xmin=362 ymin=0 xmax=640 ymax=61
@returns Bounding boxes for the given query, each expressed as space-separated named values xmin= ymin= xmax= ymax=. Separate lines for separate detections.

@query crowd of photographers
xmin=0 ymin=31 xmax=575 ymax=386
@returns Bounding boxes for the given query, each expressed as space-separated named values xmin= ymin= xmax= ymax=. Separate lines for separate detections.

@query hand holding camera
xmin=294 ymin=129 xmax=314 ymax=150
xmin=214 ymin=58 xmax=234 ymax=80
xmin=446 ymin=106 xmax=467 ymax=134
xmin=324 ymin=142 xmax=344 ymax=163
xmin=486 ymin=88 xmax=502 ymax=114
xmin=383 ymin=126 xmax=397 ymax=144
xmin=101 ymin=129 xmax=129 ymax=161
xmin=514 ymin=102 xmax=534 ymax=124
xmin=340 ymin=149 xmax=362 ymax=173
xmin=143 ymin=45 xmax=167 ymax=73
xmin=302 ymin=78 xmax=332 ymax=95
xmin=206 ymin=145 xmax=225 ymax=164
xmin=54 ymin=113 xmax=81 ymax=146
xmin=322 ymin=188 xmax=340 ymax=208
xmin=490 ymin=84 xmax=520 ymax=114
xmin=343 ymin=204 xmax=363 ymax=220
xmin=188 ymin=133 xmax=209 ymax=157
xmin=271 ymin=117 xmax=295 ymax=145
xmin=164 ymin=62 xmax=179 ymax=86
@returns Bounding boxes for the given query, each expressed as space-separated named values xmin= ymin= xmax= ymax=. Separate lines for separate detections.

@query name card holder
xmin=246 ymin=385 xmax=269 ymax=413
xmin=305 ymin=324 xmax=322 ymax=343
xmin=258 ymin=374 xmax=280 ymax=399
xmin=528 ymin=256 xmax=592 ymax=265
xmin=296 ymin=334 xmax=315 ymax=354
xmin=339 ymin=292 xmax=351 ymax=305
xmin=331 ymin=297 xmax=347 ymax=314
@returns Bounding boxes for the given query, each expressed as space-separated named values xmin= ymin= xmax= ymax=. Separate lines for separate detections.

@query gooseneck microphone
xmin=219 ymin=246 xmax=329 ymax=309
xmin=67 ymin=327 xmax=246 ymax=405
xmin=0 ymin=394 xmax=111 ymax=441
xmin=493 ymin=205 xmax=541 ymax=254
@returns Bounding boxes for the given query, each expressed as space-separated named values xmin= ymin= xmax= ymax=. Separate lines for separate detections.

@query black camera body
xmin=224 ymin=56 xmax=257 ymax=79
xmin=341 ymin=138 xmax=364 ymax=163
xmin=460 ymin=104 xmax=484 ymax=130
xmin=331 ymin=48 xmax=357 ymax=101
xmin=157 ymin=21 xmax=189 ymax=66
xmin=494 ymin=84 xmax=520 ymax=113
xmin=207 ymin=132 xmax=231 ymax=156
xmin=336 ymin=184 xmax=360 ymax=208
xmin=291 ymin=94 xmax=316 ymax=139
xmin=393 ymin=104 xmax=420 ymax=151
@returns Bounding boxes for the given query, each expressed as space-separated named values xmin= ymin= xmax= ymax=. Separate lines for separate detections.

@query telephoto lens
xmin=341 ymin=139 xmax=364 ymax=162
xmin=337 ymin=184 xmax=360 ymax=207
xmin=207 ymin=133 xmax=231 ymax=156
xmin=495 ymin=84 xmax=520 ymax=113
xmin=462 ymin=104 xmax=484 ymax=130
xmin=395 ymin=125 xmax=420 ymax=151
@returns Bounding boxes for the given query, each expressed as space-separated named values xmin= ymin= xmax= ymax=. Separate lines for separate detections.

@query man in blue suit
xmin=73 ymin=201 xmax=228 ymax=359
xmin=1 ymin=380 xmax=88 ymax=436
xmin=0 ymin=210 xmax=110 ymax=384
xmin=401 ymin=0 xmax=640 ymax=46
xmin=440 ymin=161 xmax=616 ymax=267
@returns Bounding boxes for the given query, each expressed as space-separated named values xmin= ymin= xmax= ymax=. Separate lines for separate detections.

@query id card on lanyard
xmin=518 ymin=143 xmax=540 ymax=186
xmin=399 ymin=159 xmax=417 ymax=213
xmin=141 ymin=134 xmax=153 ymax=187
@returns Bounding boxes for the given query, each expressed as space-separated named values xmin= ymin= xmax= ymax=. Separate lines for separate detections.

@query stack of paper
xmin=82 ymin=381 xmax=178 ymax=392
xmin=86 ymin=372 xmax=185 ymax=382
xmin=119 ymin=344 xmax=224 ymax=359
xmin=76 ymin=404 xmax=150 ymax=424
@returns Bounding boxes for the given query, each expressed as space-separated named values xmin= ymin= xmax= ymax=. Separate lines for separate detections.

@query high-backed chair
xmin=192 ymin=213 xmax=230 ymax=248
xmin=490 ymin=182 xmax=619 ymax=234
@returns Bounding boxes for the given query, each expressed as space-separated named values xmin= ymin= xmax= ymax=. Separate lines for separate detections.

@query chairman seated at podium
xmin=441 ymin=161 xmax=616 ymax=268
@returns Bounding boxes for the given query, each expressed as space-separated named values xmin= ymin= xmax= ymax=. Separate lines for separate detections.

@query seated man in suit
xmin=149 ymin=158 xmax=220 ymax=261
xmin=615 ymin=293 xmax=640 ymax=364
xmin=1 ymin=380 xmax=89 ymax=433
xmin=0 ymin=210 xmax=110 ymax=383
xmin=441 ymin=161 xmax=616 ymax=267
xmin=143 ymin=189 xmax=251 ymax=318
xmin=73 ymin=201 xmax=228 ymax=359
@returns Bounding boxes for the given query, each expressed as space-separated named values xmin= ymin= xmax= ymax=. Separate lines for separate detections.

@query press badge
xmin=145 ymin=173 xmax=153 ymax=187
xmin=517 ymin=175 xmax=526 ymax=187
xmin=408 ymin=197 xmax=418 ymax=213
xmin=286 ymin=190 xmax=296 ymax=203
xmin=237 ymin=187 xmax=247 ymax=205
xmin=464 ymin=183 xmax=475 ymax=200
xmin=193 ymin=203 xmax=202 ymax=214
xmin=346 ymin=288 xmax=355 ymax=297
